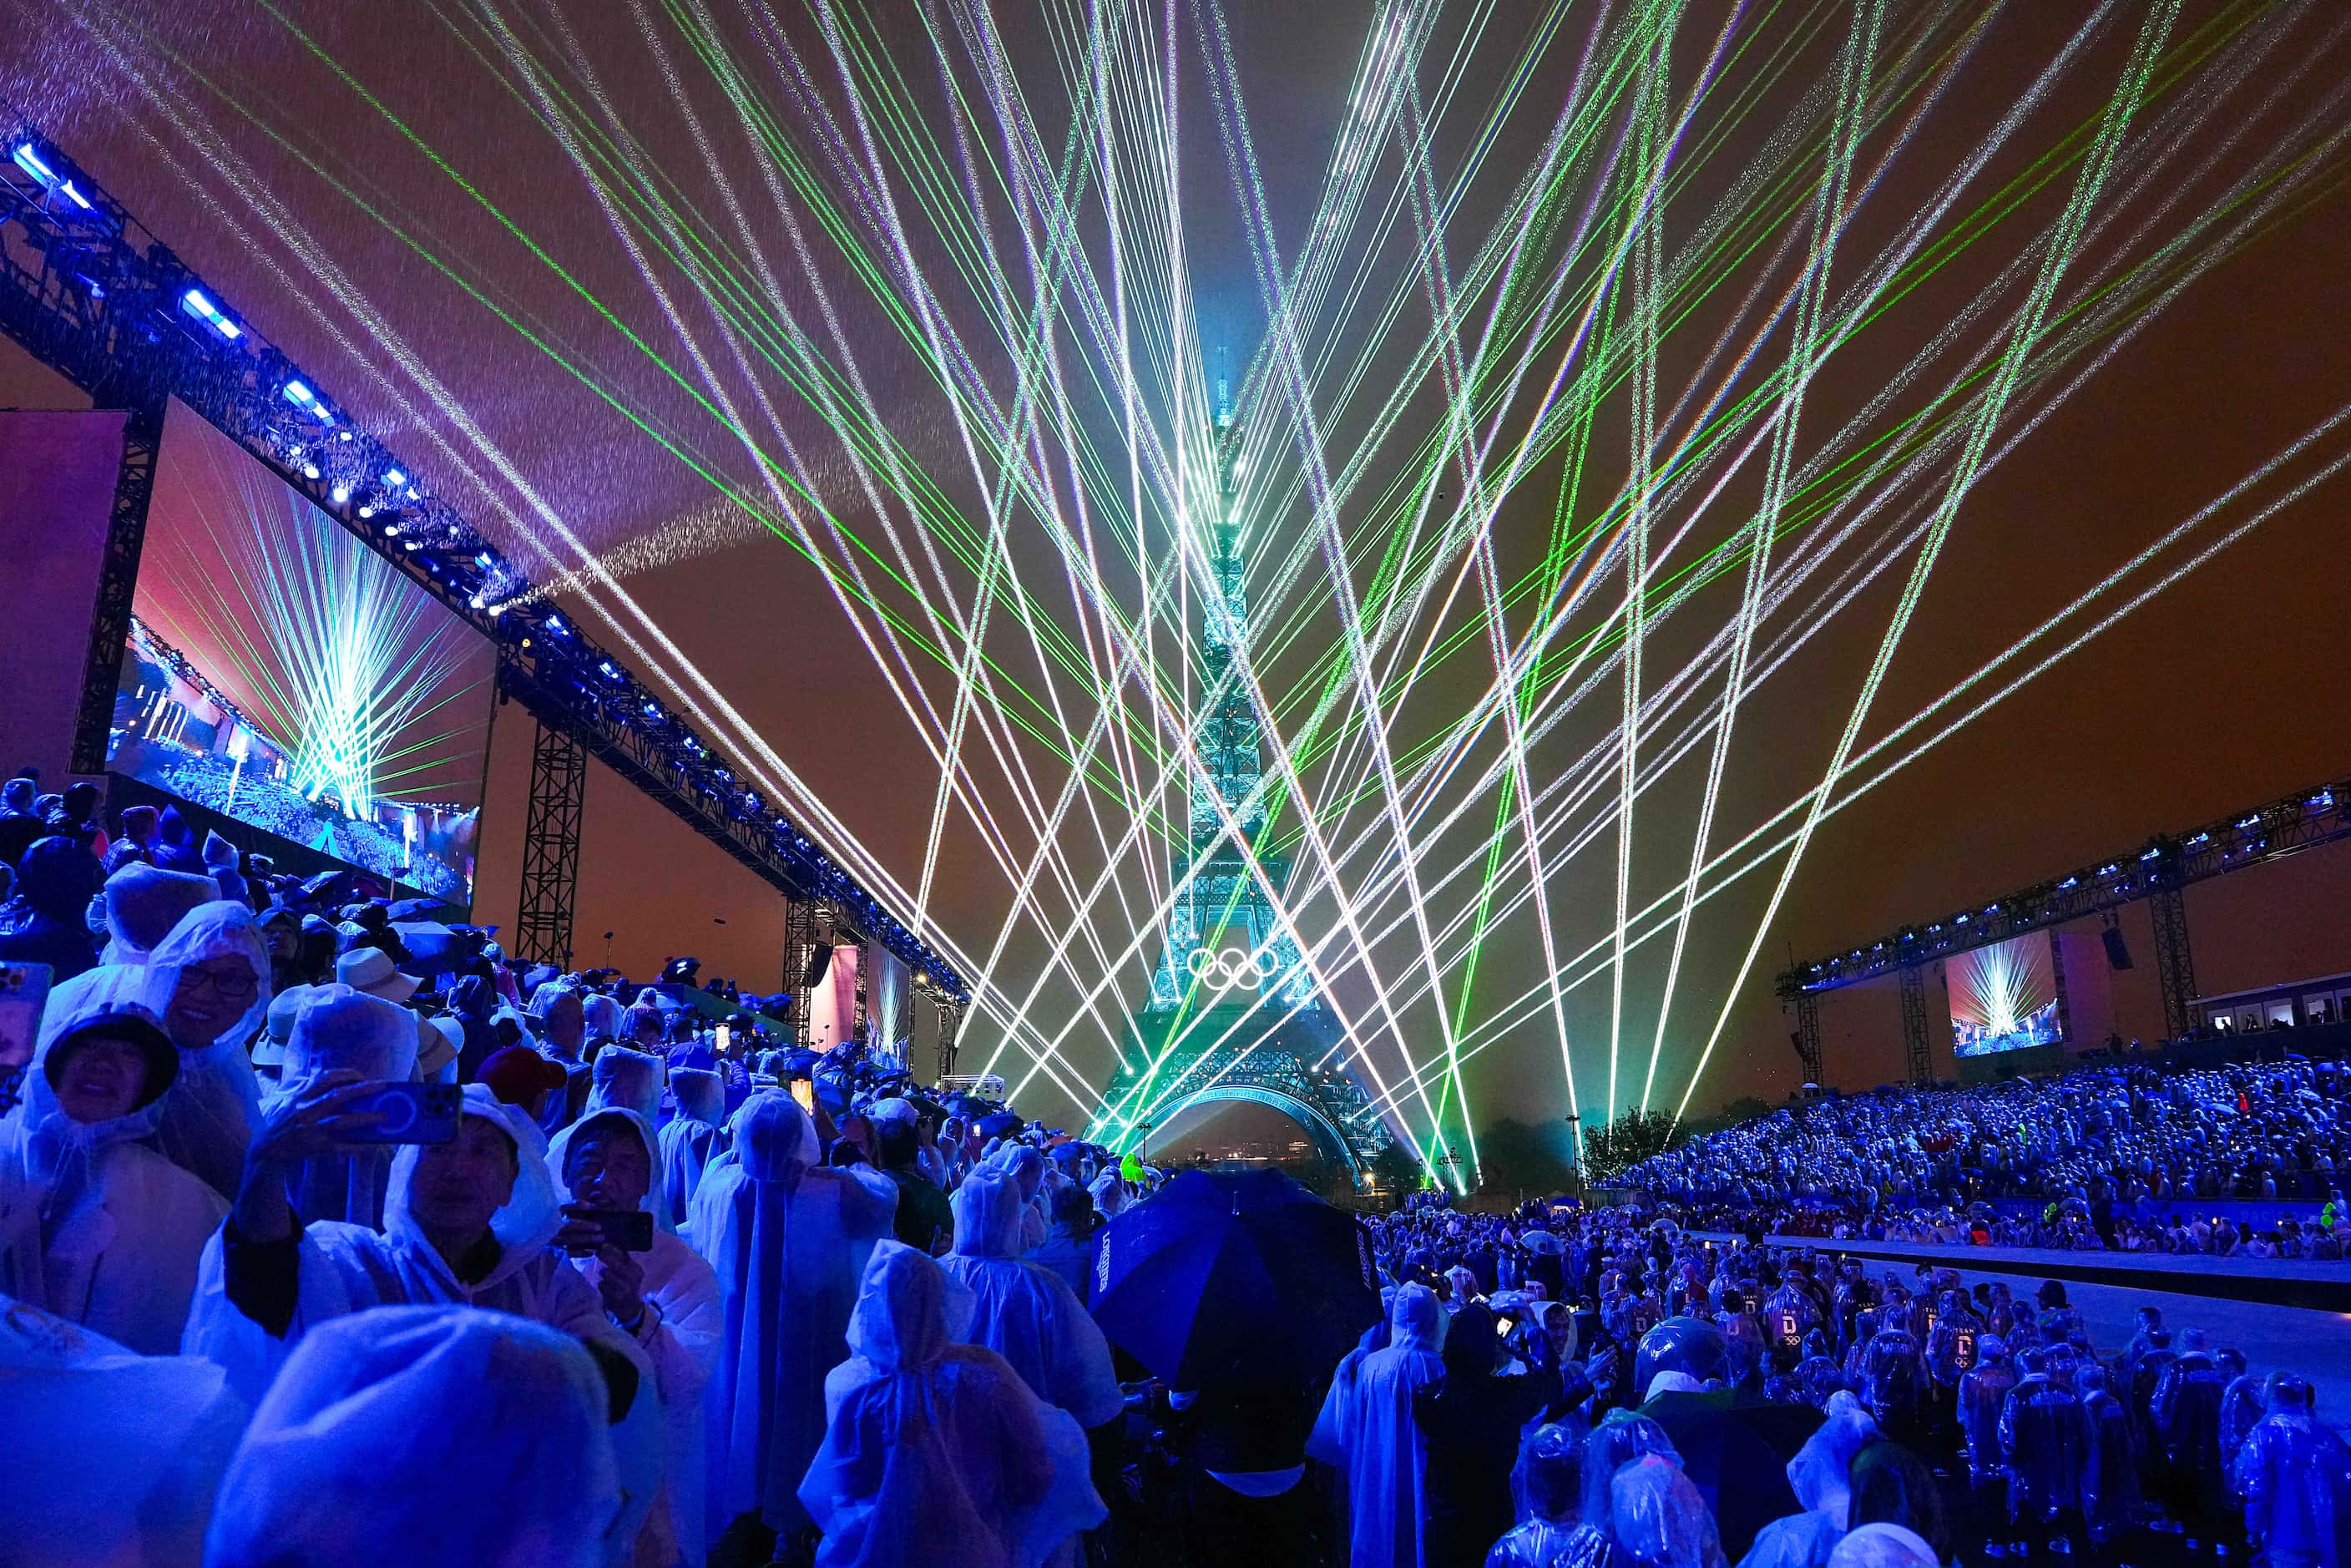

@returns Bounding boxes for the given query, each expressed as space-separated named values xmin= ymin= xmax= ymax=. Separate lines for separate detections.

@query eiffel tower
xmin=1095 ymin=376 xmax=1395 ymax=1186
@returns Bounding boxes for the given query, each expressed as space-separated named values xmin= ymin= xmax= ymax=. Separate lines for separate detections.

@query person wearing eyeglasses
xmin=142 ymin=902 xmax=274 ymax=1199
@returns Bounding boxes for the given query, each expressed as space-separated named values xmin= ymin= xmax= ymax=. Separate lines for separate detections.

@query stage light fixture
xmin=179 ymin=289 xmax=242 ymax=341
xmin=382 ymin=468 xmax=406 ymax=487
xmin=331 ymin=484 xmax=350 ymax=504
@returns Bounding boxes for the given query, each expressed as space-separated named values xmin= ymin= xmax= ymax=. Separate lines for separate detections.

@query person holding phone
xmin=0 ymin=983 xmax=227 ymax=1353
xmin=551 ymin=1108 xmax=723 ymax=1567
xmin=189 ymin=1078 xmax=661 ymax=1555
xmin=261 ymin=986 xmax=419 ymax=1229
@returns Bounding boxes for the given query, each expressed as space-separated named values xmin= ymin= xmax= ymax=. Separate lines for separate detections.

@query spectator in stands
xmin=204 ymin=1306 xmax=624 ymax=1568
xmin=262 ymin=984 xmax=416 ymax=1228
xmin=0 ymin=837 xmax=104 ymax=980
xmin=692 ymin=1092 xmax=897 ymax=1555
xmin=1308 ymin=1281 xmax=1447 ymax=1568
xmin=797 ymin=1241 xmax=1103 ymax=1567
xmin=0 ymin=984 xmax=224 ymax=1353
xmin=877 ymin=1117 xmax=953 ymax=1254
xmin=0 ymin=772 xmax=43 ymax=867
xmin=658 ymin=1066 xmax=727 ymax=1231
xmin=142 ymin=901 xmax=271 ymax=1200
xmin=95 ymin=860 xmax=218 ymax=968
xmin=550 ymin=1106 xmax=723 ymax=1567
xmin=1484 ymin=1423 xmax=1617 ymax=1568
xmin=2232 ymin=1378 xmax=2351 ymax=1568
xmin=1031 ymin=1183 xmax=1101 ymax=1302
xmin=189 ymin=1079 xmax=655 ymax=1484
xmin=1413 ymin=1300 xmax=1570 ymax=1565
xmin=941 ymin=1169 xmax=1122 ymax=1437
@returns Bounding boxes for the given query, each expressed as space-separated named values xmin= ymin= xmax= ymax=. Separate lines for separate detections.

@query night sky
xmin=4 ymin=1 xmax=2348 ymax=1166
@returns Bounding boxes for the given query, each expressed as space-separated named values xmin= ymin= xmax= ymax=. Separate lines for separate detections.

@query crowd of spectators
xmin=1615 ymin=1058 xmax=2351 ymax=1259
xmin=7 ymin=769 xmax=2351 ymax=1568
xmin=0 ymin=773 xmax=1137 ymax=1566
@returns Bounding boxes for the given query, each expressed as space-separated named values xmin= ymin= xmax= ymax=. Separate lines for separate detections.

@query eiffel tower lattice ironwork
xmin=1096 ymin=377 xmax=1395 ymax=1186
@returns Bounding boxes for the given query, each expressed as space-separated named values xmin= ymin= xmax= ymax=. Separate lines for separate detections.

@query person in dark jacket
xmin=1413 ymin=1302 xmax=1567 ymax=1566
xmin=0 ymin=836 xmax=102 ymax=980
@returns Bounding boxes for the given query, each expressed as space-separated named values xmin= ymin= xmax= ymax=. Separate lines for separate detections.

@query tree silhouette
xmin=1579 ymin=1109 xmax=1683 ymax=1186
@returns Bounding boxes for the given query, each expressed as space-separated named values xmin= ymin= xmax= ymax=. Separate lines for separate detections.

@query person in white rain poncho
xmin=0 ymin=979 xmax=227 ymax=1353
xmin=940 ymin=1170 xmax=1123 ymax=1431
xmin=0 ymin=1292 xmax=248 ymax=1568
xmin=797 ymin=1241 xmax=1105 ymax=1568
xmin=21 ymin=899 xmax=271 ymax=1201
xmin=1088 ymin=1169 xmax=1132 ymax=1224
xmin=692 ymin=1091 xmax=897 ymax=1539
xmin=1307 ymin=1281 xmax=1448 ymax=1568
xmin=204 ymin=1305 xmax=619 ymax=1568
xmin=263 ymin=985 xmax=418 ymax=1228
xmin=1610 ymin=1454 xmax=1732 ymax=1568
xmin=1739 ymin=1393 xmax=1879 ymax=1568
xmin=185 ymin=1081 xmax=663 ymax=1556
xmin=592 ymin=1044 xmax=667 ymax=1125
xmin=94 ymin=859 xmax=217 ymax=968
xmin=990 ymin=1143 xmax=1052 ymax=1252
xmin=659 ymin=1067 xmax=726 ymax=1232
xmin=552 ymin=1106 xmax=725 ymax=1568
xmin=144 ymin=901 xmax=272 ymax=1198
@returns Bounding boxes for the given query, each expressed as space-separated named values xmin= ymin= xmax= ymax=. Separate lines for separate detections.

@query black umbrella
xmin=1089 ymin=1168 xmax=1380 ymax=1387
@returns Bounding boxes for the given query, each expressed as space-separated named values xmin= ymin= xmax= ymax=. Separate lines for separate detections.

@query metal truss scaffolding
xmin=514 ymin=720 xmax=587 ymax=967
xmin=1898 ymin=964 xmax=1933 ymax=1085
xmin=2149 ymin=884 xmax=2197 ymax=1041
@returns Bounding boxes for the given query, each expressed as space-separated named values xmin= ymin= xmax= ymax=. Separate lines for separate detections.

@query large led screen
xmin=1948 ymin=930 xmax=2065 ymax=1057
xmin=108 ymin=402 xmax=493 ymax=903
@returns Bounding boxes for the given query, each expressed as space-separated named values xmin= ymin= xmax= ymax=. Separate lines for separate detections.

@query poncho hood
xmin=588 ymin=1045 xmax=664 ymax=1125
xmin=276 ymin=984 xmax=419 ymax=1091
xmin=671 ymin=1067 xmax=725 ymax=1128
xmin=100 ymin=862 xmax=220 ymax=963
xmin=847 ymin=1240 xmax=975 ymax=1372
xmin=949 ymin=1169 xmax=1028 ymax=1260
xmin=734 ymin=1090 xmax=822 ymax=1183
xmin=204 ymin=1304 xmax=615 ymax=1568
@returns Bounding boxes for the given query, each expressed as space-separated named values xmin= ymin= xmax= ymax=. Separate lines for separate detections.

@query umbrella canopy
xmin=1089 ymin=1168 xmax=1380 ymax=1388
xmin=977 ymin=1111 xmax=1023 ymax=1140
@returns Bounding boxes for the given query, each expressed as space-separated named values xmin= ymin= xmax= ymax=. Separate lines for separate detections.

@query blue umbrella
xmin=1089 ymin=1169 xmax=1381 ymax=1386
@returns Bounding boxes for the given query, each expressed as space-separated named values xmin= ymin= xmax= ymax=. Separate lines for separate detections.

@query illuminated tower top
xmin=1145 ymin=376 xmax=1315 ymax=1014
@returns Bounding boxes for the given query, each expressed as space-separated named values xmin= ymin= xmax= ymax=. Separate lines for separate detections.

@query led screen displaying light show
xmin=1947 ymin=932 xmax=2065 ymax=1058
xmin=109 ymin=402 xmax=493 ymax=903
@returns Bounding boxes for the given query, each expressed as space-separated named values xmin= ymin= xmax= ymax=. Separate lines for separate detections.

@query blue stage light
xmin=180 ymin=289 xmax=242 ymax=340
xmin=383 ymin=468 xmax=407 ymax=487
xmin=13 ymin=144 xmax=56 ymax=184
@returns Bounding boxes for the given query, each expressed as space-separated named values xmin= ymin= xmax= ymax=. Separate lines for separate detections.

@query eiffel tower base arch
xmin=1095 ymin=1000 xmax=1395 ymax=1187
